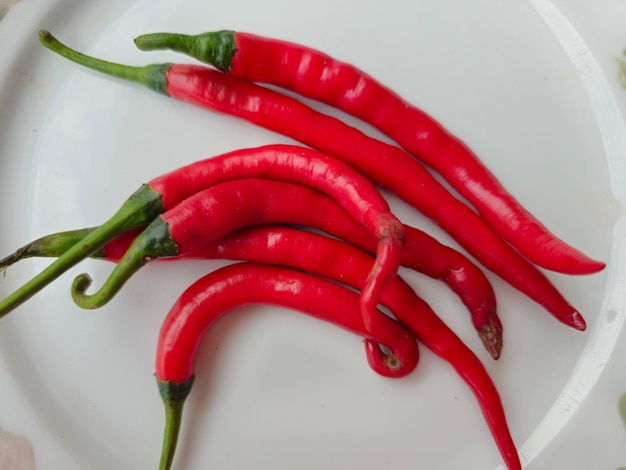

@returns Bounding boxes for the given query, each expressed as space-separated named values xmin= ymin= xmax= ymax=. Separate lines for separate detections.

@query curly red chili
xmin=155 ymin=262 xmax=420 ymax=470
xmin=156 ymin=249 xmax=520 ymax=470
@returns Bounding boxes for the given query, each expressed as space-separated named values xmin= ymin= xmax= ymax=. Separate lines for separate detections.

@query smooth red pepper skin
xmin=38 ymin=32 xmax=585 ymax=330
xmin=157 ymin=262 xmax=419 ymax=382
xmin=157 ymin=254 xmax=520 ymax=470
xmin=195 ymin=226 xmax=503 ymax=356
xmin=101 ymin=187 xmax=501 ymax=358
xmin=72 ymin=177 xmax=403 ymax=332
xmin=148 ymin=144 xmax=399 ymax=236
xmin=150 ymin=144 xmax=406 ymax=333
xmin=154 ymin=262 xmax=419 ymax=470
xmin=147 ymin=30 xmax=603 ymax=275
xmin=164 ymin=65 xmax=585 ymax=331
xmin=0 ymin=179 xmax=500 ymax=355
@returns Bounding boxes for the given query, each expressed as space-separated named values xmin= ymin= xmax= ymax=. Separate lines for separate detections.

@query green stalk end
xmin=157 ymin=376 xmax=195 ymax=470
xmin=71 ymin=216 xmax=177 ymax=310
xmin=38 ymin=30 xmax=172 ymax=96
xmin=0 ymin=185 xmax=163 ymax=318
xmin=134 ymin=30 xmax=237 ymax=72
xmin=0 ymin=227 xmax=99 ymax=273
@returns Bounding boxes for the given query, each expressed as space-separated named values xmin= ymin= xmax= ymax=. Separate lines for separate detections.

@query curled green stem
xmin=0 ymin=185 xmax=162 ymax=318
xmin=157 ymin=376 xmax=195 ymax=470
xmin=71 ymin=216 xmax=177 ymax=309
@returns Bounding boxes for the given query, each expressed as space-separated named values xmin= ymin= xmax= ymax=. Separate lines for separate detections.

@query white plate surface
xmin=0 ymin=1 xmax=625 ymax=469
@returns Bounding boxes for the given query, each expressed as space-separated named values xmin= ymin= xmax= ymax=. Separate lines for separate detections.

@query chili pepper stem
xmin=134 ymin=31 xmax=237 ymax=73
xmin=71 ymin=216 xmax=178 ymax=309
xmin=0 ymin=186 xmax=162 ymax=318
xmin=157 ymin=376 xmax=195 ymax=470
xmin=0 ymin=227 xmax=98 ymax=272
xmin=38 ymin=30 xmax=171 ymax=96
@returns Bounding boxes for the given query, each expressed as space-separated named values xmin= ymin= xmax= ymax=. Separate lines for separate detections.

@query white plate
xmin=0 ymin=1 xmax=625 ymax=469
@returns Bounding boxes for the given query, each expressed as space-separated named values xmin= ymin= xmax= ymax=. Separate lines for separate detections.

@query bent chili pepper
xmin=155 ymin=262 xmax=420 ymax=470
xmin=2 ymin=196 xmax=502 ymax=358
xmin=134 ymin=29 xmax=604 ymax=276
xmin=0 ymin=145 xmax=405 ymax=336
xmin=70 ymin=178 xmax=403 ymax=332
xmin=36 ymin=30 xmax=588 ymax=332
xmin=157 ymin=254 xmax=520 ymax=470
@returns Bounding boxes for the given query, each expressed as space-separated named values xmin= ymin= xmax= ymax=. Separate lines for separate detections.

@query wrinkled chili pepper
xmin=0 ymin=145 xmax=405 ymax=337
xmin=155 ymin=262 xmax=420 ymax=470
xmin=70 ymin=178 xmax=403 ymax=329
xmin=0 ymin=195 xmax=502 ymax=358
xmin=157 ymin=254 xmax=520 ymax=470
xmin=134 ymin=29 xmax=604 ymax=276
xmin=36 ymin=30 xmax=587 ymax=331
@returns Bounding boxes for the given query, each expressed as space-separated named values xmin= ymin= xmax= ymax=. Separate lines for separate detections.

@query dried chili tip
xmin=156 ymin=375 xmax=195 ymax=470
xmin=478 ymin=312 xmax=504 ymax=360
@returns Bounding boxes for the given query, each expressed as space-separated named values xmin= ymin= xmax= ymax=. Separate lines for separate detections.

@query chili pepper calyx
xmin=134 ymin=30 xmax=237 ymax=73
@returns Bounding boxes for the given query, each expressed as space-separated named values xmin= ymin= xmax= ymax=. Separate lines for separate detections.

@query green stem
xmin=38 ymin=30 xmax=172 ymax=96
xmin=0 ymin=227 xmax=99 ymax=272
xmin=71 ymin=216 xmax=178 ymax=309
xmin=0 ymin=185 xmax=162 ymax=318
xmin=134 ymin=30 xmax=237 ymax=73
xmin=157 ymin=376 xmax=195 ymax=470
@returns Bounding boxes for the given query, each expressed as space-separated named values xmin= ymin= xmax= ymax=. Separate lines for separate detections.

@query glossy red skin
xmin=150 ymin=145 xmax=405 ymax=333
xmin=104 ymin=186 xmax=502 ymax=358
xmin=224 ymin=32 xmax=603 ymax=276
xmin=156 ymin=257 xmax=520 ymax=470
xmin=157 ymin=262 xmax=419 ymax=382
xmin=164 ymin=64 xmax=585 ymax=331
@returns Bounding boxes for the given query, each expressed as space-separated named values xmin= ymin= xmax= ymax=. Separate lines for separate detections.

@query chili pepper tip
xmin=479 ymin=313 xmax=503 ymax=360
xmin=571 ymin=310 xmax=587 ymax=331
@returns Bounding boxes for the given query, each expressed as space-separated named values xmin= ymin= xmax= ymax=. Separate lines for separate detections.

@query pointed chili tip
xmin=570 ymin=310 xmax=587 ymax=331
xmin=567 ymin=257 xmax=606 ymax=275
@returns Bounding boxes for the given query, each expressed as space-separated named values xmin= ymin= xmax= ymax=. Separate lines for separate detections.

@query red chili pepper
xmin=70 ymin=177 xmax=403 ymax=335
xmin=0 ymin=145 xmax=405 ymax=335
xmin=0 ymin=204 xmax=502 ymax=358
xmin=191 ymin=226 xmax=502 ymax=356
xmin=155 ymin=262 xmax=420 ymax=470
xmin=134 ymin=29 xmax=604 ymax=276
xmin=13 ymin=192 xmax=501 ymax=357
xmin=156 ymin=254 xmax=520 ymax=470
xmin=35 ymin=30 xmax=588 ymax=332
